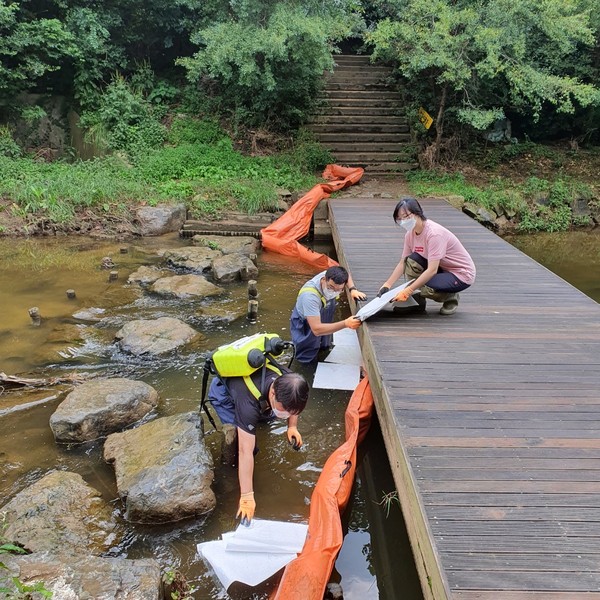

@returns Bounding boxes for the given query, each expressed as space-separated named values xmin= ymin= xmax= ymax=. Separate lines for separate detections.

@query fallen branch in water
xmin=0 ymin=371 xmax=89 ymax=389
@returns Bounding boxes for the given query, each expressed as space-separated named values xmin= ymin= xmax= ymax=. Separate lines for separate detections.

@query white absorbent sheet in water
xmin=326 ymin=329 xmax=362 ymax=366
xmin=355 ymin=280 xmax=417 ymax=321
xmin=197 ymin=519 xmax=308 ymax=590
xmin=312 ymin=362 xmax=361 ymax=391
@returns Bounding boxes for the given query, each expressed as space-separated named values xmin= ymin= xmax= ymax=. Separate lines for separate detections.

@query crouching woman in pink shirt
xmin=377 ymin=197 xmax=476 ymax=315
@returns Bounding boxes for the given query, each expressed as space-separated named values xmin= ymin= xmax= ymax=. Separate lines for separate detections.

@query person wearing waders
xmin=377 ymin=197 xmax=476 ymax=315
xmin=290 ymin=265 xmax=366 ymax=364
xmin=205 ymin=336 xmax=309 ymax=526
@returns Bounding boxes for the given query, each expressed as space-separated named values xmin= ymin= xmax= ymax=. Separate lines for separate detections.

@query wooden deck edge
xmin=330 ymin=204 xmax=452 ymax=600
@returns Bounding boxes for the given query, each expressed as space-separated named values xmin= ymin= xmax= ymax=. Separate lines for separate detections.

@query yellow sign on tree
xmin=418 ymin=107 xmax=433 ymax=130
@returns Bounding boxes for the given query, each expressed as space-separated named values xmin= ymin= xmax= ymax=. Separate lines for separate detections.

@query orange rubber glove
xmin=392 ymin=286 xmax=415 ymax=303
xmin=287 ymin=426 xmax=303 ymax=450
xmin=344 ymin=316 xmax=362 ymax=330
xmin=237 ymin=492 xmax=256 ymax=526
xmin=349 ymin=287 xmax=367 ymax=301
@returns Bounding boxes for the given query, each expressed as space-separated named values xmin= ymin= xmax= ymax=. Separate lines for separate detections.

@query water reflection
xmin=506 ymin=230 xmax=600 ymax=302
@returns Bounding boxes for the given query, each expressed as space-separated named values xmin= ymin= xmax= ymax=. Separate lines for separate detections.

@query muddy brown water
xmin=0 ymin=235 xmax=421 ymax=600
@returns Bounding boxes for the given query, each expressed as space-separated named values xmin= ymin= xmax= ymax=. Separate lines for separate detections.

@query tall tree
xmin=366 ymin=0 xmax=600 ymax=159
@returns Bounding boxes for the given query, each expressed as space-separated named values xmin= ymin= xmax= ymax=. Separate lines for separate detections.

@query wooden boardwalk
xmin=329 ymin=197 xmax=600 ymax=600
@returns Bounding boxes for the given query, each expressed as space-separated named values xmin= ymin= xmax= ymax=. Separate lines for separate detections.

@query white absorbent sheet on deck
xmin=312 ymin=362 xmax=361 ymax=391
xmin=197 ymin=519 xmax=308 ymax=590
xmin=355 ymin=280 xmax=417 ymax=321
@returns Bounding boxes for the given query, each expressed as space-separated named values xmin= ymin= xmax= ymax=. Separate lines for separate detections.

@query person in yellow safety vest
xmin=290 ymin=265 xmax=366 ymax=364
xmin=207 ymin=358 xmax=309 ymax=526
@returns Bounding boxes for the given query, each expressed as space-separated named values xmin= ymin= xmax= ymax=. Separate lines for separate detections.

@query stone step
xmin=326 ymin=141 xmax=414 ymax=153
xmin=364 ymin=162 xmax=419 ymax=174
xmin=334 ymin=150 xmax=416 ymax=162
xmin=314 ymin=102 xmax=406 ymax=120
xmin=324 ymin=70 xmax=391 ymax=86
xmin=308 ymin=122 xmax=409 ymax=133
xmin=333 ymin=54 xmax=372 ymax=62
xmin=324 ymin=89 xmax=400 ymax=99
xmin=323 ymin=81 xmax=392 ymax=92
xmin=317 ymin=98 xmax=402 ymax=109
xmin=309 ymin=113 xmax=407 ymax=125
xmin=328 ymin=66 xmax=392 ymax=77
xmin=315 ymin=133 xmax=412 ymax=145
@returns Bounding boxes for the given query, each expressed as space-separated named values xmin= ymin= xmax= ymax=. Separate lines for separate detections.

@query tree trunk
xmin=432 ymin=83 xmax=448 ymax=165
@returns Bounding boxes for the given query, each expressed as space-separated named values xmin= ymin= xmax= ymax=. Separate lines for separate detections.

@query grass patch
xmin=0 ymin=116 xmax=327 ymax=226
xmin=406 ymin=169 xmax=596 ymax=233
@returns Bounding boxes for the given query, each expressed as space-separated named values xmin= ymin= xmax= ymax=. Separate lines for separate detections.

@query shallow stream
xmin=0 ymin=234 xmax=421 ymax=600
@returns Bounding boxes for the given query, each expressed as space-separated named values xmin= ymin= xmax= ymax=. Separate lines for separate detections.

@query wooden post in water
xmin=247 ymin=280 xmax=258 ymax=298
xmin=28 ymin=307 xmax=41 ymax=326
xmin=66 ymin=289 xmax=76 ymax=299
xmin=247 ymin=279 xmax=258 ymax=321
xmin=247 ymin=300 xmax=258 ymax=322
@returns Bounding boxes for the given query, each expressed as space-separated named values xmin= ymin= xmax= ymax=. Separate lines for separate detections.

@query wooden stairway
xmin=308 ymin=54 xmax=417 ymax=176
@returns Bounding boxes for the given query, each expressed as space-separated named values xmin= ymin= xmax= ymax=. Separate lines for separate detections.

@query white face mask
xmin=400 ymin=217 xmax=417 ymax=232
xmin=322 ymin=287 xmax=339 ymax=301
xmin=272 ymin=407 xmax=291 ymax=420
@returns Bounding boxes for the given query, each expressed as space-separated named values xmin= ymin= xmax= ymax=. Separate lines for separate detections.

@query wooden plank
xmin=439 ymin=552 xmax=600 ymax=572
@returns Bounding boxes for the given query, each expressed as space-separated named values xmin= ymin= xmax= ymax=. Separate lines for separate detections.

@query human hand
xmin=287 ymin=426 xmax=303 ymax=450
xmin=376 ymin=286 xmax=390 ymax=298
xmin=344 ymin=316 xmax=362 ymax=330
xmin=350 ymin=288 xmax=367 ymax=301
xmin=391 ymin=286 xmax=414 ymax=303
xmin=237 ymin=492 xmax=256 ymax=526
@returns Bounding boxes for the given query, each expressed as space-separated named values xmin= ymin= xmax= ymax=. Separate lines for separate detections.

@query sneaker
xmin=440 ymin=293 xmax=459 ymax=315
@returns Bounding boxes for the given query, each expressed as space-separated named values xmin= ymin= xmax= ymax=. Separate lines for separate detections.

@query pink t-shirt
xmin=402 ymin=219 xmax=476 ymax=285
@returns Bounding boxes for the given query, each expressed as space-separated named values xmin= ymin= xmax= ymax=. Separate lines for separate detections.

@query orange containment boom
xmin=272 ymin=377 xmax=374 ymax=600
xmin=260 ymin=164 xmax=364 ymax=270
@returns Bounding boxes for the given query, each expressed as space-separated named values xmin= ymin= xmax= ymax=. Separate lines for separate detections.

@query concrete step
xmin=308 ymin=122 xmax=409 ymax=133
xmin=315 ymin=134 xmax=412 ymax=146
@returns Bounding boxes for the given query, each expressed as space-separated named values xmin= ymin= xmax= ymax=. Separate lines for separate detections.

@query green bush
xmin=0 ymin=126 xmax=21 ymax=158
xmin=167 ymin=117 xmax=228 ymax=146
xmin=80 ymin=75 xmax=166 ymax=156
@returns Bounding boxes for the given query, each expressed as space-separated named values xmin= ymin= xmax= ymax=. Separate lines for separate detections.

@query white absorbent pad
xmin=197 ymin=519 xmax=308 ymax=590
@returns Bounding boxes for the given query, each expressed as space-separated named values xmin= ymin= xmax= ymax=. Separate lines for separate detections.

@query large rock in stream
xmin=150 ymin=273 xmax=224 ymax=299
xmin=0 ymin=470 xmax=122 ymax=556
xmin=163 ymin=246 xmax=222 ymax=272
xmin=192 ymin=234 xmax=260 ymax=256
xmin=2 ymin=552 xmax=162 ymax=600
xmin=211 ymin=253 xmax=258 ymax=283
xmin=0 ymin=473 xmax=161 ymax=599
xmin=104 ymin=412 xmax=216 ymax=523
xmin=49 ymin=378 xmax=159 ymax=443
xmin=135 ymin=204 xmax=186 ymax=236
xmin=115 ymin=316 xmax=201 ymax=355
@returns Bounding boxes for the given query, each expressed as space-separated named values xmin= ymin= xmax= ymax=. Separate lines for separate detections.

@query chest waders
xmin=290 ymin=285 xmax=337 ymax=364
xmin=200 ymin=334 xmax=295 ymax=429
